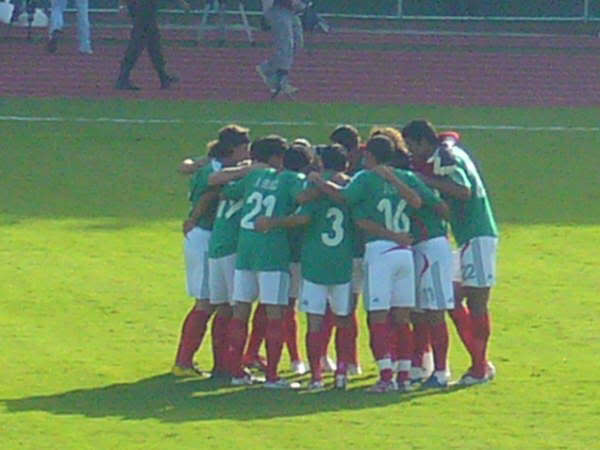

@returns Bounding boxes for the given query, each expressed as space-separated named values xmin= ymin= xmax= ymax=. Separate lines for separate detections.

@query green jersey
xmin=223 ymin=168 xmax=305 ymax=271
xmin=342 ymin=169 xmax=416 ymax=243
xmin=188 ymin=160 xmax=221 ymax=230
xmin=444 ymin=146 xmax=498 ymax=246
xmin=407 ymin=172 xmax=448 ymax=244
xmin=208 ymin=197 xmax=244 ymax=258
xmin=298 ymin=171 xmax=354 ymax=285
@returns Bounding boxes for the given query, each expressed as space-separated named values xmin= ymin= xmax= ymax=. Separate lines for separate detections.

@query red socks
xmin=211 ymin=313 xmax=231 ymax=373
xmin=349 ymin=311 xmax=359 ymax=366
xmin=306 ymin=330 xmax=323 ymax=381
xmin=265 ymin=318 xmax=285 ymax=382
xmin=471 ymin=312 xmax=491 ymax=377
xmin=284 ymin=306 xmax=301 ymax=362
xmin=430 ymin=321 xmax=449 ymax=372
xmin=334 ymin=324 xmax=353 ymax=376
xmin=320 ymin=307 xmax=335 ymax=358
xmin=394 ymin=323 xmax=414 ymax=382
xmin=244 ymin=304 xmax=267 ymax=361
xmin=450 ymin=303 xmax=476 ymax=360
xmin=175 ymin=309 xmax=210 ymax=368
xmin=412 ymin=321 xmax=430 ymax=369
xmin=227 ymin=318 xmax=249 ymax=378
xmin=369 ymin=321 xmax=393 ymax=381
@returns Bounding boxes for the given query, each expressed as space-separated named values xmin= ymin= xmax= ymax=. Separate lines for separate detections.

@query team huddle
xmin=171 ymin=119 xmax=499 ymax=393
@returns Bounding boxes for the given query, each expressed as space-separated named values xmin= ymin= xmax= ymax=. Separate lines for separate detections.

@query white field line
xmin=1 ymin=115 xmax=599 ymax=132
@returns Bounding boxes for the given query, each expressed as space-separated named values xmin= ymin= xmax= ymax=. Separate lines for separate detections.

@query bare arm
xmin=255 ymin=214 xmax=310 ymax=233
xmin=208 ymin=162 xmax=268 ymax=186
xmin=296 ymin=186 xmax=321 ymax=205
xmin=183 ymin=189 xmax=220 ymax=235
xmin=178 ymin=157 xmax=209 ymax=175
xmin=372 ymin=165 xmax=422 ymax=209
xmin=418 ymin=174 xmax=471 ymax=202
xmin=433 ymin=200 xmax=451 ymax=221
xmin=355 ymin=219 xmax=413 ymax=247
xmin=307 ymin=172 xmax=346 ymax=205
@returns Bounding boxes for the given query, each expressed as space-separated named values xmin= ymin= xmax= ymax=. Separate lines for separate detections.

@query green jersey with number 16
xmin=298 ymin=171 xmax=354 ymax=285
xmin=223 ymin=168 xmax=305 ymax=271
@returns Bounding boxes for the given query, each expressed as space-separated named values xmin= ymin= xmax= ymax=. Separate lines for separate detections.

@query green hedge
xmin=90 ymin=0 xmax=600 ymax=18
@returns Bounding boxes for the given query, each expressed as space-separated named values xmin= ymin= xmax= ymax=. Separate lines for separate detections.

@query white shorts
xmin=363 ymin=240 xmax=415 ymax=312
xmin=288 ymin=262 xmax=301 ymax=299
xmin=413 ymin=237 xmax=454 ymax=311
xmin=299 ymin=279 xmax=352 ymax=316
xmin=458 ymin=236 xmax=498 ymax=288
xmin=351 ymin=258 xmax=364 ymax=295
xmin=233 ymin=270 xmax=290 ymax=306
xmin=452 ymin=250 xmax=462 ymax=282
xmin=184 ymin=227 xmax=211 ymax=299
xmin=208 ymin=253 xmax=236 ymax=305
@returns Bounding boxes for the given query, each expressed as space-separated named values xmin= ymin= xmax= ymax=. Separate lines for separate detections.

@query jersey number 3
xmin=321 ymin=207 xmax=344 ymax=247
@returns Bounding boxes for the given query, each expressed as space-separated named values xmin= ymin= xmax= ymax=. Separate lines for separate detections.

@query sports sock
xmin=395 ymin=323 xmax=414 ymax=383
xmin=174 ymin=309 xmax=210 ymax=368
xmin=334 ymin=324 xmax=353 ymax=376
xmin=369 ymin=320 xmax=393 ymax=382
xmin=412 ymin=320 xmax=430 ymax=369
xmin=449 ymin=302 xmax=476 ymax=362
xmin=284 ymin=306 xmax=301 ymax=362
xmin=471 ymin=312 xmax=491 ymax=378
xmin=349 ymin=310 xmax=359 ymax=366
xmin=306 ymin=330 xmax=323 ymax=381
xmin=265 ymin=318 xmax=285 ymax=382
xmin=244 ymin=304 xmax=267 ymax=361
xmin=430 ymin=321 xmax=449 ymax=372
xmin=227 ymin=318 xmax=248 ymax=378
xmin=211 ymin=313 xmax=231 ymax=372
xmin=320 ymin=307 xmax=335 ymax=358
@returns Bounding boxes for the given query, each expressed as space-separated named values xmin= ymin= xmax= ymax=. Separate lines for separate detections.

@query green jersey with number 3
xmin=342 ymin=169 xmax=415 ymax=243
xmin=223 ymin=168 xmax=305 ymax=271
xmin=188 ymin=160 xmax=221 ymax=230
xmin=444 ymin=146 xmax=498 ymax=246
xmin=298 ymin=171 xmax=354 ymax=285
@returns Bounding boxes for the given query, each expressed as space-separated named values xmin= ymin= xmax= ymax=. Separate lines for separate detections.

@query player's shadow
xmin=1 ymin=373 xmax=467 ymax=423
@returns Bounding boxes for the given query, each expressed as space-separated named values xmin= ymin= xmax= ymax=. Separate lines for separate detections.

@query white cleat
xmin=231 ymin=374 xmax=263 ymax=386
xmin=367 ymin=379 xmax=397 ymax=393
xmin=307 ymin=380 xmax=325 ymax=392
xmin=334 ymin=374 xmax=348 ymax=390
xmin=321 ymin=356 xmax=336 ymax=373
xmin=347 ymin=364 xmax=363 ymax=376
xmin=291 ymin=360 xmax=308 ymax=375
xmin=264 ymin=378 xmax=301 ymax=389
xmin=486 ymin=361 xmax=497 ymax=380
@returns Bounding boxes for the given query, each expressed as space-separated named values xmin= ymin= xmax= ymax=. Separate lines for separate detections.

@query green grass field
xmin=1 ymin=98 xmax=599 ymax=449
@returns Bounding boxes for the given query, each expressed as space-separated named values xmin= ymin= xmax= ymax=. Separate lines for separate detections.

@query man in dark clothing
xmin=115 ymin=0 xmax=190 ymax=90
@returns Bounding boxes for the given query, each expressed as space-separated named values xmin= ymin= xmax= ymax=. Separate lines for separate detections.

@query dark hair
xmin=365 ymin=135 xmax=393 ymax=164
xmin=284 ymin=145 xmax=312 ymax=172
xmin=207 ymin=124 xmax=250 ymax=159
xmin=250 ymin=135 xmax=288 ymax=163
xmin=401 ymin=119 xmax=439 ymax=146
xmin=330 ymin=124 xmax=360 ymax=152
xmin=317 ymin=144 xmax=347 ymax=171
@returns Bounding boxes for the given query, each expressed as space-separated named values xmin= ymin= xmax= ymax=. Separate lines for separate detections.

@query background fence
xmin=82 ymin=0 xmax=600 ymax=20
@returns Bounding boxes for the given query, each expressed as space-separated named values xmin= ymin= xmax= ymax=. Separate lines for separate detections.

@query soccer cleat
xmin=160 ymin=74 xmax=179 ymax=89
xmin=115 ymin=79 xmax=141 ymax=91
xmin=46 ymin=29 xmax=61 ymax=54
xmin=409 ymin=366 xmax=427 ymax=385
xmin=347 ymin=363 xmax=363 ymax=376
xmin=321 ymin=356 xmax=336 ymax=373
xmin=486 ymin=361 xmax=497 ymax=381
xmin=421 ymin=373 xmax=449 ymax=390
xmin=171 ymin=364 xmax=204 ymax=377
xmin=334 ymin=374 xmax=347 ymax=390
xmin=307 ymin=379 xmax=325 ymax=392
xmin=396 ymin=380 xmax=416 ymax=393
xmin=291 ymin=360 xmax=308 ymax=375
xmin=367 ymin=379 xmax=397 ymax=393
xmin=264 ymin=378 xmax=301 ymax=389
xmin=243 ymin=355 xmax=267 ymax=372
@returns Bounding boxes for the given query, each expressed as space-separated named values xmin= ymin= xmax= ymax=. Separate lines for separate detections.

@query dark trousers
xmin=118 ymin=0 xmax=168 ymax=82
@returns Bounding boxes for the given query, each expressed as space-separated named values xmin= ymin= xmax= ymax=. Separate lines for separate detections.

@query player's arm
xmin=418 ymin=173 xmax=471 ymax=202
xmin=372 ymin=165 xmax=422 ymax=209
xmin=254 ymin=214 xmax=311 ymax=233
xmin=183 ymin=189 xmax=220 ymax=235
xmin=296 ymin=186 xmax=322 ymax=204
xmin=208 ymin=162 xmax=268 ymax=186
xmin=307 ymin=172 xmax=346 ymax=204
xmin=178 ymin=156 xmax=209 ymax=175
xmin=355 ymin=218 xmax=413 ymax=247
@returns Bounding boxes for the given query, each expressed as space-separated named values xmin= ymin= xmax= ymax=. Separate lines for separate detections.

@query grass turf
xmin=1 ymin=98 xmax=599 ymax=449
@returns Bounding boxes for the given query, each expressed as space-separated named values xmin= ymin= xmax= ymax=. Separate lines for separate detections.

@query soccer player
xmin=255 ymin=144 xmax=356 ymax=390
xmin=218 ymin=135 xmax=306 ymax=388
xmin=309 ymin=135 xmax=422 ymax=393
xmin=402 ymin=120 xmax=499 ymax=385
xmin=172 ymin=125 xmax=250 ymax=377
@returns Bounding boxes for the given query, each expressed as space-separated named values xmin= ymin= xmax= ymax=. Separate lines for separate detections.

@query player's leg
xmin=347 ymin=257 xmax=364 ymax=375
xmin=243 ymin=304 xmax=267 ymax=370
xmin=458 ymin=237 xmax=498 ymax=384
xmin=259 ymin=271 xmax=299 ymax=388
xmin=319 ymin=305 xmax=336 ymax=372
xmin=330 ymin=283 xmax=353 ymax=390
xmin=173 ymin=228 xmax=214 ymax=375
xmin=75 ymin=0 xmax=92 ymax=54
xmin=409 ymin=311 xmax=431 ymax=383
xmin=299 ymin=279 xmax=328 ymax=389
xmin=285 ymin=262 xmax=306 ymax=374
xmin=228 ymin=270 xmax=258 ymax=384
xmin=448 ymin=249 xmax=476 ymax=364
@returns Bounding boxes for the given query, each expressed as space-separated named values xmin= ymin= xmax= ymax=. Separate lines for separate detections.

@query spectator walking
xmin=46 ymin=0 xmax=92 ymax=54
